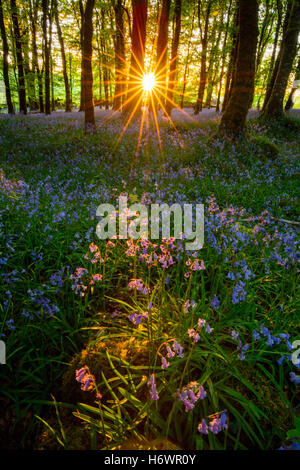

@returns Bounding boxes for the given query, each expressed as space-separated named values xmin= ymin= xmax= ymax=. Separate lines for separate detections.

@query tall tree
xmin=112 ymin=0 xmax=126 ymax=111
xmin=42 ymin=0 xmax=51 ymax=114
xmin=54 ymin=0 xmax=71 ymax=111
xmin=165 ymin=0 xmax=181 ymax=115
xmin=124 ymin=0 xmax=148 ymax=115
xmin=78 ymin=0 xmax=84 ymax=111
xmin=256 ymin=0 xmax=274 ymax=72
xmin=180 ymin=3 xmax=195 ymax=108
xmin=285 ymin=54 xmax=300 ymax=110
xmin=204 ymin=10 xmax=223 ymax=109
xmin=262 ymin=0 xmax=290 ymax=111
xmin=28 ymin=0 xmax=44 ymax=112
xmin=10 ymin=0 xmax=27 ymax=114
xmin=216 ymin=0 xmax=233 ymax=112
xmin=155 ymin=0 xmax=171 ymax=108
xmin=100 ymin=6 xmax=109 ymax=110
xmin=0 ymin=0 xmax=14 ymax=113
xmin=219 ymin=0 xmax=259 ymax=136
xmin=262 ymin=0 xmax=300 ymax=118
xmin=48 ymin=0 xmax=55 ymax=112
xmin=81 ymin=0 xmax=95 ymax=127
xmin=222 ymin=4 xmax=239 ymax=112
xmin=194 ymin=0 xmax=212 ymax=114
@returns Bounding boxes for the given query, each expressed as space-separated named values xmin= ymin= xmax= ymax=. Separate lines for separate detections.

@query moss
xmin=250 ymin=135 xmax=280 ymax=161
xmin=61 ymin=335 xmax=149 ymax=406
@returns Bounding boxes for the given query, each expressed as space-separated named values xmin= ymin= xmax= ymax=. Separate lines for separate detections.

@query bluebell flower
xmin=210 ymin=295 xmax=219 ymax=310
xmin=289 ymin=372 xmax=300 ymax=384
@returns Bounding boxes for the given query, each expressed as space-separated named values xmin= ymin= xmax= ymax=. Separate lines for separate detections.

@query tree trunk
xmin=28 ymin=0 xmax=44 ymax=112
xmin=49 ymin=2 xmax=55 ymax=112
xmin=204 ymin=14 xmax=222 ymax=109
xmin=219 ymin=0 xmax=259 ymax=136
xmin=54 ymin=0 xmax=71 ymax=111
xmin=42 ymin=0 xmax=51 ymax=114
xmin=180 ymin=4 xmax=195 ymax=108
xmin=216 ymin=0 xmax=233 ymax=112
xmin=82 ymin=0 xmax=95 ymax=127
xmin=0 ymin=0 xmax=14 ymax=113
xmin=262 ymin=0 xmax=291 ymax=111
xmin=285 ymin=55 xmax=300 ymax=110
xmin=94 ymin=11 xmax=102 ymax=107
xmin=23 ymin=28 xmax=36 ymax=111
xmin=256 ymin=0 xmax=272 ymax=71
xmin=100 ymin=7 xmax=109 ymax=110
xmin=194 ymin=0 xmax=212 ymax=115
xmin=222 ymin=5 xmax=239 ymax=112
xmin=155 ymin=0 xmax=171 ymax=109
xmin=79 ymin=0 xmax=84 ymax=111
xmin=165 ymin=0 xmax=181 ymax=115
xmin=262 ymin=0 xmax=300 ymax=118
xmin=123 ymin=0 xmax=148 ymax=116
xmin=113 ymin=0 xmax=125 ymax=110
xmin=10 ymin=0 xmax=27 ymax=114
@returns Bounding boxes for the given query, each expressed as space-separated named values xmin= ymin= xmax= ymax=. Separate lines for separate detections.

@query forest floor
xmin=2 ymin=106 xmax=299 ymax=123
xmin=0 ymin=110 xmax=299 ymax=450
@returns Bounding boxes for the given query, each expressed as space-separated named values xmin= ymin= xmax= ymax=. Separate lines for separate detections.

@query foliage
xmin=0 ymin=113 xmax=299 ymax=449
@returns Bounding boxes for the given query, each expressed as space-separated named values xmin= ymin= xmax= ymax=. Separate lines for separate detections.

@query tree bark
xmin=204 ymin=13 xmax=222 ymax=109
xmin=28 ymin=0 xmax=44 ymax=112
xmin=54 ymin=0 xmax=71 ymax=111
xmin=82 ymin=0 xmax=95 ymax=127
xmin=194 ymin=0 xmax=212 ymax=115
xmin=10 ymin=0 xmax=27 ymax=114
xmin=79 ymin=0 xmax=84 ymax=111
xmin=113 ymin=0 xmax=125 ymax=110
xmin=219 ymin=0 xmax=259 ymax=136
xmin=262 ymin=0 xmax=291 ymax=111
xmin=155 ymin=0 xmax=171 ymax=109
xmin=123 ymin=0 xmax=148 ymax=115
xmin=285 ymin=55 xmax=300 ymax=110
xmin=100 ymin=7 xmax=109 ymax=110
xmin=216 ymin=0 xmax=233 ymax=112
xmin=0 ymin=0 xmax=14 ymax=113
xmin=165 ymin=0 xmax=181 ymax=115
xmin=262 ymin=0 xmax=300 ymax=118
xmin=222 ymin=5 xmax=239 ymax=112
xmin=48 ymin=1 xmax=55 ymax=112
xmin=180 ymin=4 xmax=195 ymax=108
xmin=42 ymin=0 xmax=51 ymax=114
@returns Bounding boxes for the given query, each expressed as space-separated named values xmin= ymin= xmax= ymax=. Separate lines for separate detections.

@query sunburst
xmin=142 ymin=72 xmax=156 ymax=92
xmin=95 ymin=44 xmax=197 ymax=159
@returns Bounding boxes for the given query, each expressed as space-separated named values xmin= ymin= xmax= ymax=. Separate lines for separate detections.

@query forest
xmin=0 ymin=0 xmax=300 ymax=453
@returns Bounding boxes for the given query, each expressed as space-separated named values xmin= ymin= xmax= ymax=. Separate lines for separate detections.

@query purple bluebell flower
xmin=289 ymin=372 xmax=300 ymax=384
xmin=147 ymin=374 xmax=159 ymax=400
xmin=198 ymin=419 xmax=208 ymax=435
xmin=210 ymin=295 xmax=219 ymax=310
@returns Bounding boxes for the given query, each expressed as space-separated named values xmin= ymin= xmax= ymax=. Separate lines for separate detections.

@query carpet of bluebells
xmin=0 ymin=111 xmax=299 ymax=450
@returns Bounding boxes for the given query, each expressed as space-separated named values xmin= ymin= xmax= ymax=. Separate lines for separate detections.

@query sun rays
xmin=95 ymin=45 xmax=197 ymax=158
xmin=142 ymin=72 xmax=156 ymax=92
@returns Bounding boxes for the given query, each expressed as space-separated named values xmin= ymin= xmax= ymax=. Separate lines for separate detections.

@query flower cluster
xmin=84 ymin=242 xmax=104 ymax=264
xmin=231 ymin=330 xmax=249 ymax=360
xmin=198 ymin=411 xmax=228 ymax=435
xmin=75 ymin=366 xmax=96 ymax=392
xmin=147 ymin=374 xmax=159 ymax=400
xmin=0 ymin=168 xmax=28 ymax=196
xmin=128 ymin=278 xmax=150 ymax=295
xmin=178 ymin=381 xmax=206 ymax=412
xmin=128 ymin=311 xmax=148 ymax=325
